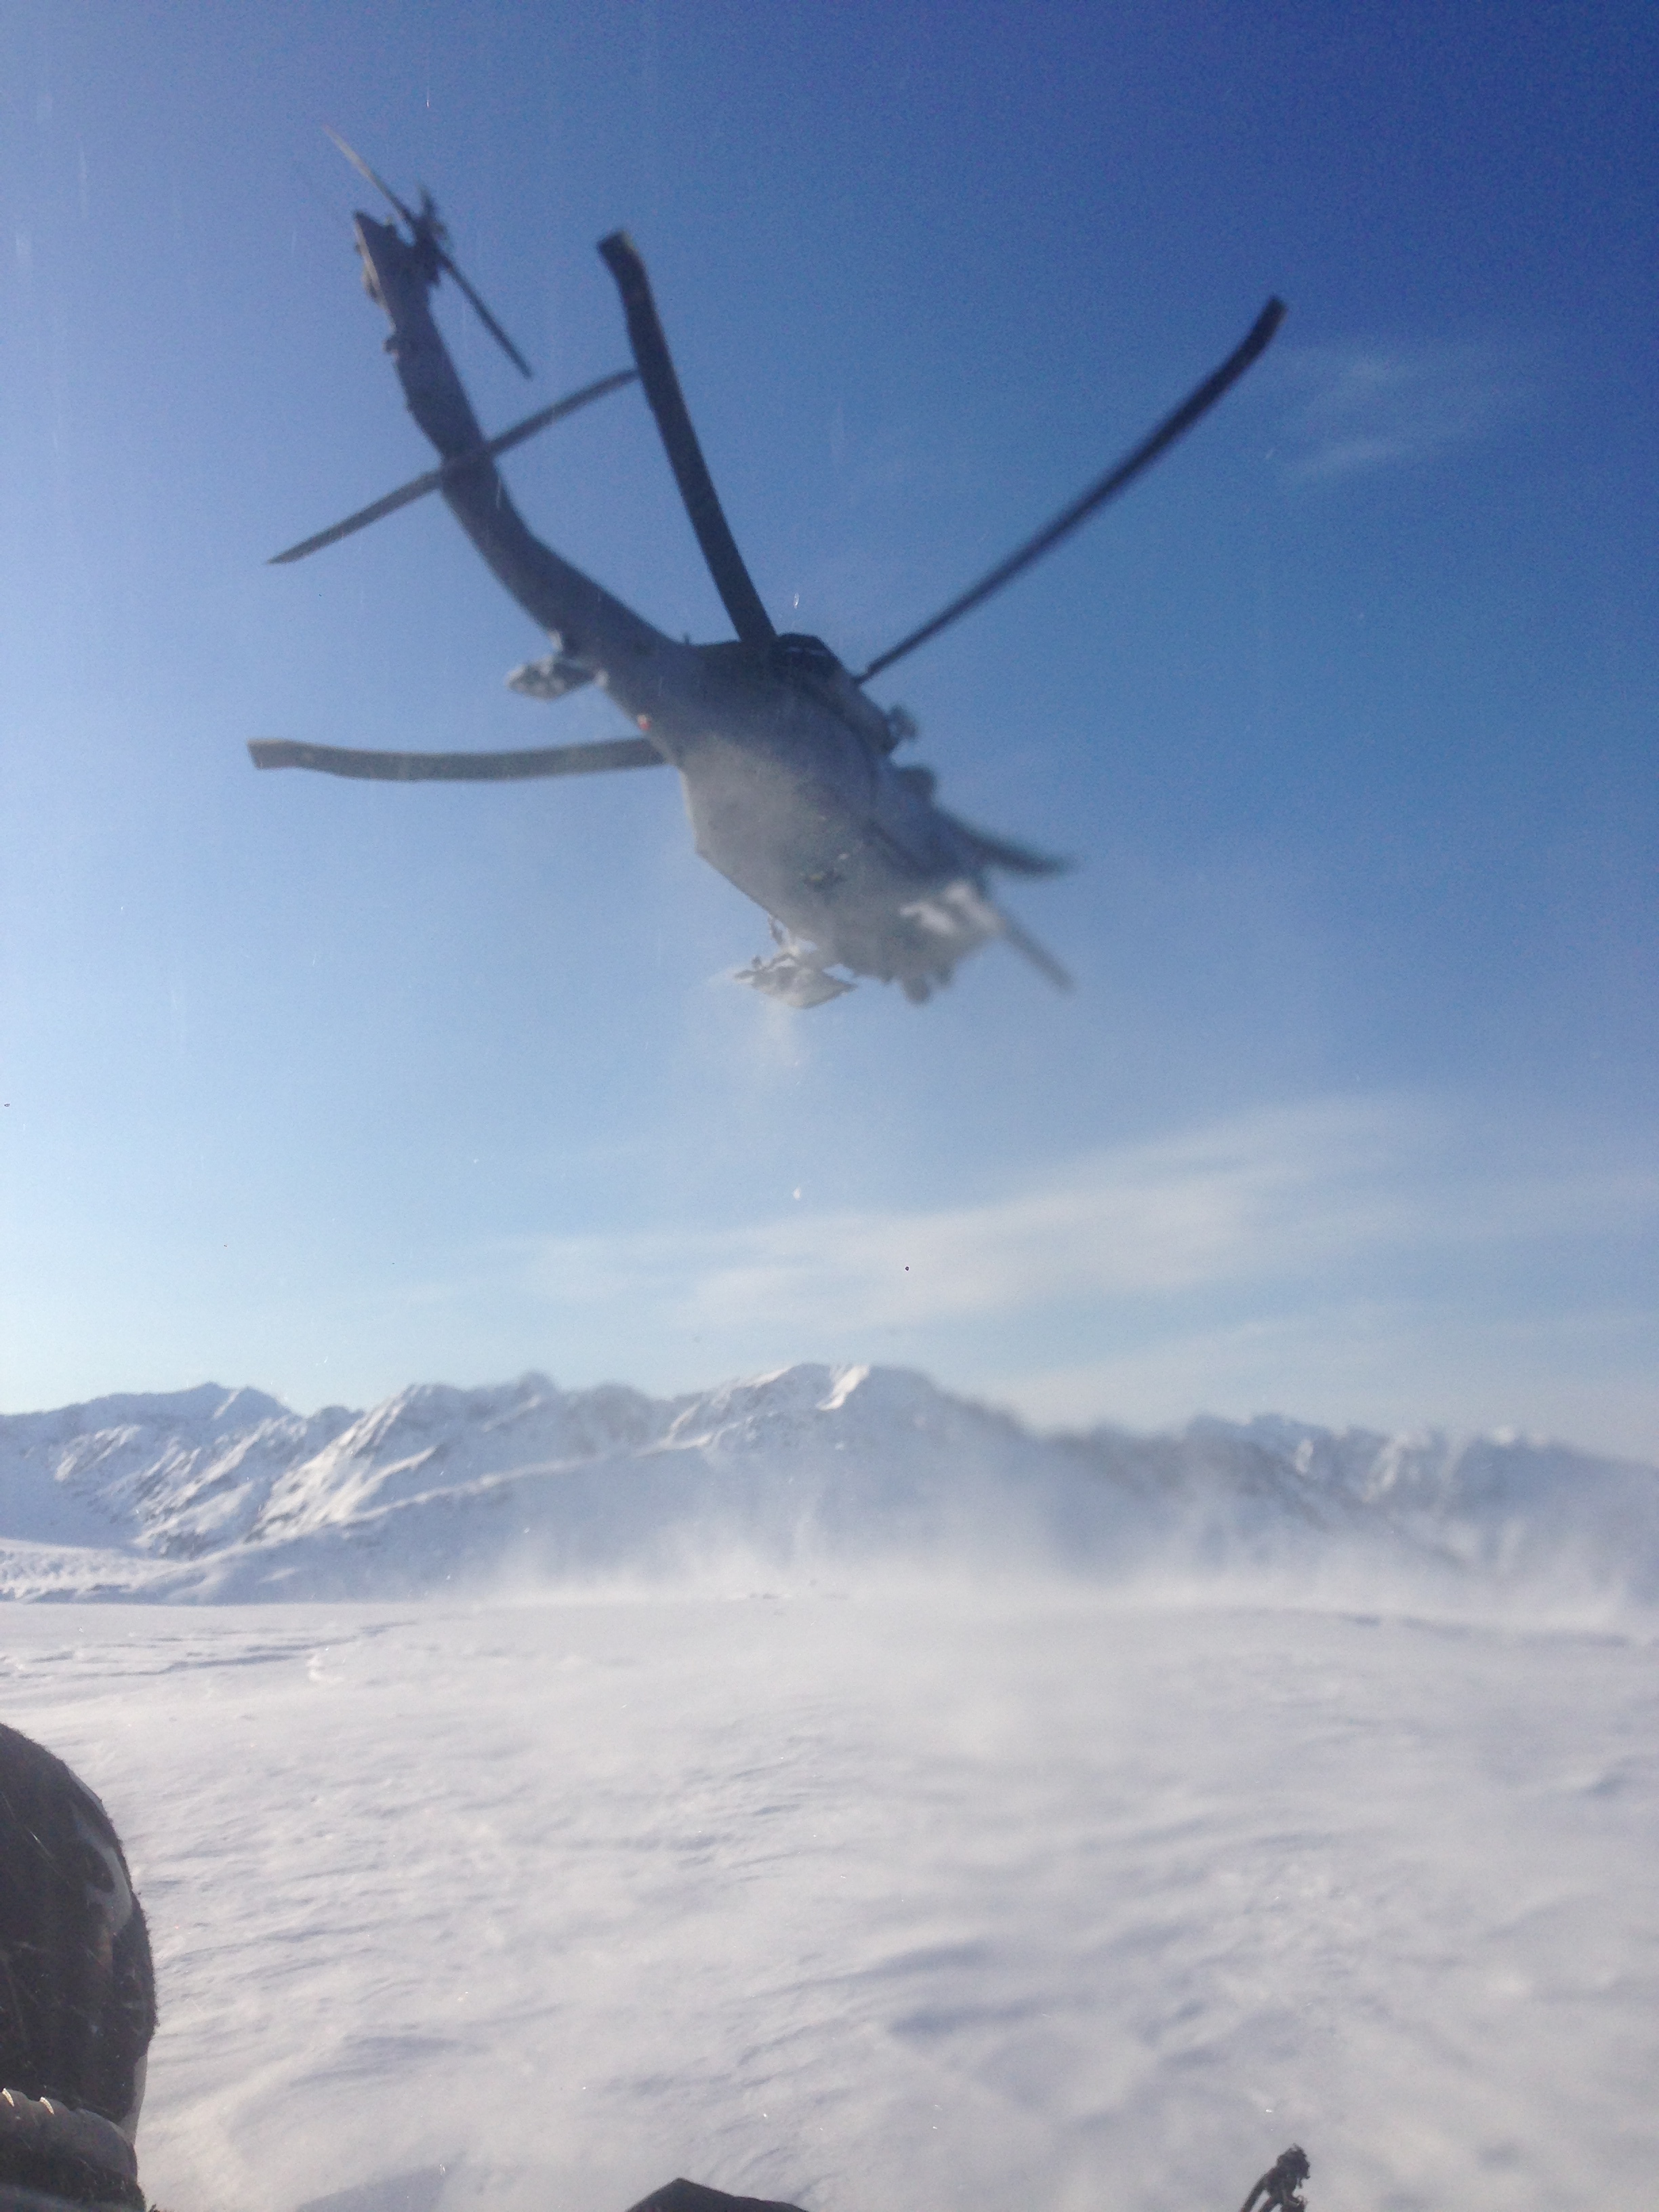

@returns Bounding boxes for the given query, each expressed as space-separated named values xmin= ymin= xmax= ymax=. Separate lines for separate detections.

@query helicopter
xmin=252 ymin=137 xmax=1284 ymax=1007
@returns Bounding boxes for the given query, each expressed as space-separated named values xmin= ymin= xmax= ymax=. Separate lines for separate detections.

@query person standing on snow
xmin=0 ymin=1724 xmax=156 ymax=2212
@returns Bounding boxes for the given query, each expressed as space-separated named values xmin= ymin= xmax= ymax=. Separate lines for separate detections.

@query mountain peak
xmin=2 ymin=1364 xmax=1654 ymax=1607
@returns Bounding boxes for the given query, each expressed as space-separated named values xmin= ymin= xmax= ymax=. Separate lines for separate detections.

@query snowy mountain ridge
xmin=1 ymin=1363 xmax=1655 ymax=1603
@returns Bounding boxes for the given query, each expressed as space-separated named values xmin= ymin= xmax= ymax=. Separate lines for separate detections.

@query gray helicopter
xmin=253 ymin=138 xmax=1284 ymax=1007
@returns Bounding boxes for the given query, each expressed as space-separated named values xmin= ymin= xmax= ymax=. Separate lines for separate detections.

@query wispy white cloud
xmin=325 ymin=1094 xmax=1659 ymax=1457
xmin=1272 ymin=339 xmax=1537 ymax=482
xmin=1000 ymin=1303 xmax=1659 ymax=1460
xmin=499 ymin=1094 xmax=1657 ymax=1343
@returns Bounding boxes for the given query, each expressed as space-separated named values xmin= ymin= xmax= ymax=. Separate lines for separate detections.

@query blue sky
xmin=2 ymin=1 xmax=1654 ymax=1453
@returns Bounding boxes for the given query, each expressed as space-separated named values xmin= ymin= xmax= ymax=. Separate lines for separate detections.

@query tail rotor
xmin=325 ymin=126 xmax=533 ymax=377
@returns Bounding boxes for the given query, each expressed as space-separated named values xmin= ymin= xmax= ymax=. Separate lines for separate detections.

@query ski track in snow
xmin=3 ymin=1593 xmax=1655 ymax=2212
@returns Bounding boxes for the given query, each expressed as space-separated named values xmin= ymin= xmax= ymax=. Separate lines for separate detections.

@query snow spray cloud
xmin=3 ymin=1362 xmax=1658 ymax=1617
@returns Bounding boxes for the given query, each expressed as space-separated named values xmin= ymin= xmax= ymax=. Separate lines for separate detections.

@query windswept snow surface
xmin=4 ymin=1369 xmax=1656 ymax=2209
xmin=3 ymin=1364 xmax=1657 ymax=1605
xmin=5 ymin=1595 xmax=1655 ymax=2212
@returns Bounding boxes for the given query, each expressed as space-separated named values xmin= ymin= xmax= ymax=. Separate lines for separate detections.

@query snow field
xmin=1 ymin=1591 xmax=1654 ymax=2212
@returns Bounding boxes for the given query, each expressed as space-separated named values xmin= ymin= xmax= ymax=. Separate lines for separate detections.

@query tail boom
xmin=350 ymin=215 xmax=668 ymax=682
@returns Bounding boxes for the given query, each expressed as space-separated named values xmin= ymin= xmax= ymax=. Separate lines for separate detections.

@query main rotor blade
xmin=268 ymin=370 xmax=637 ymax=565
xmin=597 ymin=230 xmax=776 ymax=646
xmin=249 ymin=737 xmax=665 ymax=782
xmin=857 ymin=296 xmax=1286 ymax=683
xmin=938 ymin=806 xmax=1073 ymax=878
xmin=433 ymin=246 xmax=535 ymax=378
xmin=324 ymin=125 xmax=419 ymax=230
xmin=998 ymin=911 xmax=1073 ymax=992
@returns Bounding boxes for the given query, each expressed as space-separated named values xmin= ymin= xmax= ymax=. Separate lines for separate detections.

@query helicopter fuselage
xmin=354 ymin=213 xmax=1018 ymax=1000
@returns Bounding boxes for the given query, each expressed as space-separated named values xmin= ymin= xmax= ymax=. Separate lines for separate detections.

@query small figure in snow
xmin=0 ymin=1723 xmax=156 ymax=2212
xmin=1238 ymin=2144 xmax=1310 ymax=2212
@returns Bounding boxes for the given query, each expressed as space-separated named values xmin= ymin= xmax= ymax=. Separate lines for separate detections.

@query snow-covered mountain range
xmin=1 ymin=1364 xmax=1654 ymax=1603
